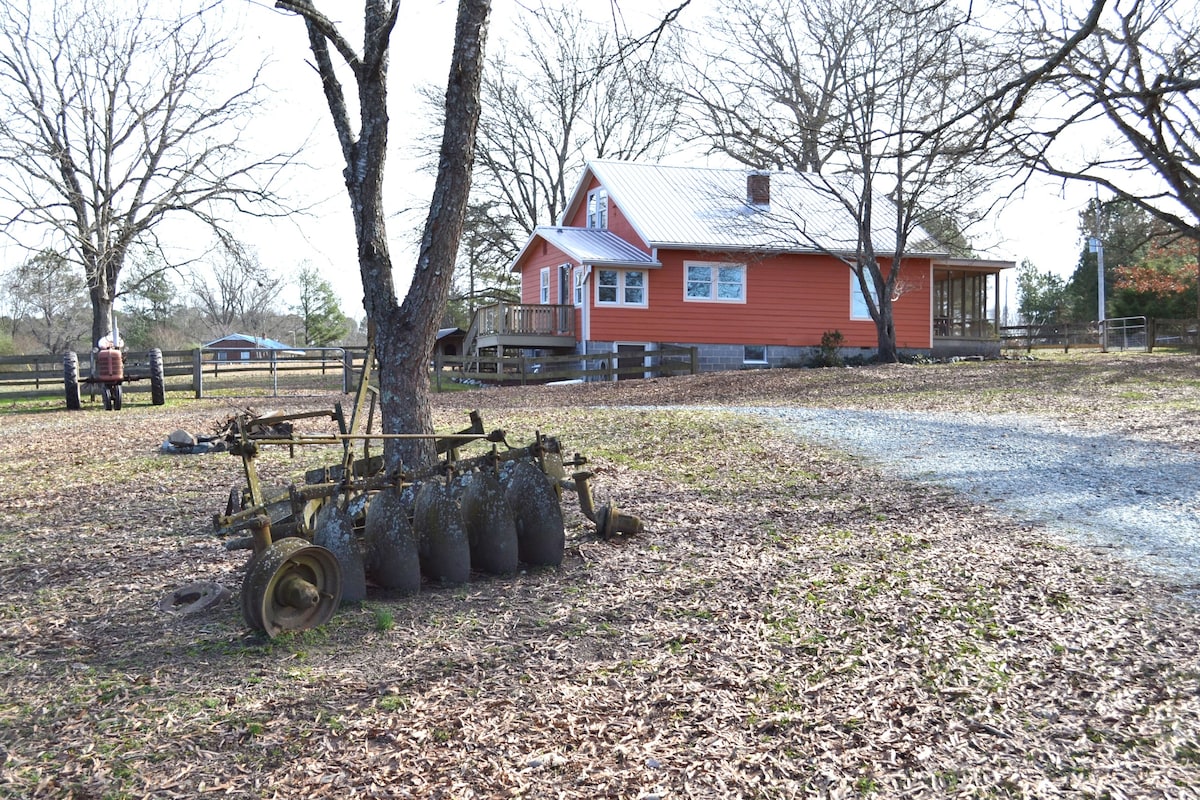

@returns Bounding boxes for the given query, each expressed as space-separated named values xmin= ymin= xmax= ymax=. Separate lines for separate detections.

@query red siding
xmin=566 ymin=177 xmax=651 ymax=255
xmin=516 ymin=241 xmax=576 ymax=305
xmin=587 ymin=250 xmax=932 ymax=349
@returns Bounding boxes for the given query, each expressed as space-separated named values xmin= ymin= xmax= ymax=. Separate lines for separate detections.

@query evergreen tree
xmin=294 ymin=265 xmax=349 ymax=347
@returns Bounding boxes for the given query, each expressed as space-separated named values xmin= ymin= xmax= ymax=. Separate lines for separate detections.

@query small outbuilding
xmin=204 ymin=334 xmax=299 ymax=362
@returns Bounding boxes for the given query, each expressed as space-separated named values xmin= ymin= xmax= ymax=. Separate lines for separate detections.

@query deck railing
xmin=476 ymin=303 xmax=575 ymax=338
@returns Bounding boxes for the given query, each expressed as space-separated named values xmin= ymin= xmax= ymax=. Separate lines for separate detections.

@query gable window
xmin=539 ymin=267 xmax=550 ymax=305
xmin=850 ymin=272 xmax=879 ymax=320
xmin=685 ymin=263 xmax=745 ymax=303
xmin=587 ymin=188 xmax=608 ymax=229
xmin=596 ymin=269 xmax=646 ymax=306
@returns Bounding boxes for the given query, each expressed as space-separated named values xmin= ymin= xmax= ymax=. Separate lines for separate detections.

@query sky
xmin=1 ymin=0 xmax=1101 ymax=322
xmin=229 ymin=0 xmax=1099 ymax=319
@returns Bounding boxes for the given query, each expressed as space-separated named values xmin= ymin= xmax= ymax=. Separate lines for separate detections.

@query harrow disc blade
xmin=241 ymin=538 xmax=342 ymax=637
xmin=313 ymin=501 xmax=367 ymax=604
xmin=504 ymin=461 xmax=565 ymax=567
xmin=457 ymin=471 xmax=519 ymax=576
xmin=364 ymin=487 xmax=421 ymax=594
xmin=413 ymin=482 xmax=471 ymax=584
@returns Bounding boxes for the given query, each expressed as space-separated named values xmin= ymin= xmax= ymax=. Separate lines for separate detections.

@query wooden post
xmin=193 ymin=348 xmax=203 ymax=398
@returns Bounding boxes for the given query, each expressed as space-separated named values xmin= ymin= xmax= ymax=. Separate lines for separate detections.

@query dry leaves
xmin=1 ymin=354 xmax=1200 ymax=798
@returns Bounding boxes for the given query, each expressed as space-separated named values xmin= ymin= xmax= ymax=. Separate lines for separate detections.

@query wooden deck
xmin=467 ymin=303 xmax=576 ymax=352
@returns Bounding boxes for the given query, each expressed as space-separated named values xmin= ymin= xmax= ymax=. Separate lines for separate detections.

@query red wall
xmin=515 ymin=175 xmax=933 ymax=350
xmin=584 ymin=250 xmax=931 ymax=349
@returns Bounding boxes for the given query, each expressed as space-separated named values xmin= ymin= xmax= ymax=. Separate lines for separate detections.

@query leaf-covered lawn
xmin=1 ymin=354 xmax=1199 ymax=798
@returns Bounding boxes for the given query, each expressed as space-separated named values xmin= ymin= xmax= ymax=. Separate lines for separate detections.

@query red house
xmin=468 ymin=161 xmax=1011 ymax=375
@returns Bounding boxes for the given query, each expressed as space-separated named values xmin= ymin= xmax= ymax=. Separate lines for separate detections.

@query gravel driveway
xmin=732 ymin=406 xmax=1200 ymax=589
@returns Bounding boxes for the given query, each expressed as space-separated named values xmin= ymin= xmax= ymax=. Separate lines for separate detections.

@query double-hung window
xmin=850 ymin=272 xmax=878 ymax=320
xmin=596 ymin=269 xmax=646 ymax=306
xmin=573 ymin=267 xmax=586 ymax=306
xmin=539 ymin=267 xmax=550 ymax=305
xmin=684 ymin=263 xmax=745 ymax=303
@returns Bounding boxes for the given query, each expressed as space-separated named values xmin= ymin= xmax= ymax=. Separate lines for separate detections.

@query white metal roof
xmin=511 ymin=226 xmax=662 ymax=271
xmin=566 ymin=160 xmax=947 ymax=257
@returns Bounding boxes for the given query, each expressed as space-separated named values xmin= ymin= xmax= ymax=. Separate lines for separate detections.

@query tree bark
xmin=279 ymin=0 xmax=490 ymax=471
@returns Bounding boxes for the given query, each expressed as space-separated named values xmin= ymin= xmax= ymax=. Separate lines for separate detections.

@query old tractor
xmin=211 ymin=350 xmax=642 ymax=637
xmin=64 ymin=317 xmax=166 ymax=410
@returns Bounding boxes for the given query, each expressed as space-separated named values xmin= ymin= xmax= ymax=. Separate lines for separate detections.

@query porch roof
xmin=512 ymin=227 xmax=662 ymax=272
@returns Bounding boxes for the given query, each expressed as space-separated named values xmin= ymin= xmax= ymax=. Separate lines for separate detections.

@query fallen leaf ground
xmin=2 ymin=352 xmax=1199 ymax=798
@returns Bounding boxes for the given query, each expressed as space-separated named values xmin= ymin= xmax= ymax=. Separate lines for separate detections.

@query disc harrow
xmin=213 ymin=379 xmax=642 ymax=637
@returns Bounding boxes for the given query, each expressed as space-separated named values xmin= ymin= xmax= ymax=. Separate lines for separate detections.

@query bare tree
xmin=685 ymin=0 xmax=1004 ymax=361
xmin=1009 ymin=0 xmax=1199 ymax=240
xmin=0 ymin=0 xmax=296 ymax=349
xmin=274 ymin=0 xmax=490 ymax=469
xmin=675 ymin=0 xmax=852 ymax=173
xmin=428 ymin=3 xmax=684 ymax=252
xmin=190 ymin=246 xmax=281 ymax=339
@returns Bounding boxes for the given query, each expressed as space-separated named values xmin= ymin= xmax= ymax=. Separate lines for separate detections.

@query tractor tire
xmin=149 ymin=348 xmax=165 ymax=405
xmin=111 ymin=384 xmax=122 ymax=410
xmin=63 ymin=352 xmax=81 ymax=411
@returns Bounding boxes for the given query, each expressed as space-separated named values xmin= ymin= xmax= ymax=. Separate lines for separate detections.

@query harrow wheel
xmin=242 ymin=538 xmax=342 ymax=637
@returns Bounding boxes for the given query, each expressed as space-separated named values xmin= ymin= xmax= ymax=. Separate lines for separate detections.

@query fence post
xmin=193 ymin=349 xmax=203 ymax=398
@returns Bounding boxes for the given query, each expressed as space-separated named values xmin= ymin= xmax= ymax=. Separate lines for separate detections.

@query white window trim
xmin=587 ymin=188 xmax=609 ymax=230
xmin=683 ymin=261 xmax=746 ymax=304
xmin=595 ymin=268 xmax=648 ymax=307
xmin=573 ymin=266 xmax=587 ymax=307
xmin=539 ymin=267 xmax=550 ymax=305
xmin=850 ymin=271 xmax=878 ymax=320
xmin=743 ymin=345 xmax=768 ymax=365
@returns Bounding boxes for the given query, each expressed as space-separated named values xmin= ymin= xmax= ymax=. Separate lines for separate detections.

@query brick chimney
xmin=747 ymin=171 xmax=770 ymax=206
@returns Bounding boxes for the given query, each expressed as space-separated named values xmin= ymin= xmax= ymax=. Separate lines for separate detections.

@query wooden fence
xmin=1000 ymin=318 xmax=1200 ymax=353
xmin=436 ymin=345 xmax=698 ymax=388
xmin=0 ymin=347 xmax=370 ymax=402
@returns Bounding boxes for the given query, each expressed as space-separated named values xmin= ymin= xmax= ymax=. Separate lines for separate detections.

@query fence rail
xmin=437 ymin=345 xmax=697 ymax=388
xmin=0 ymin=347 xmax=370 ymax=402
xmin=1001 ymin=317 xmax=1200 ymax=353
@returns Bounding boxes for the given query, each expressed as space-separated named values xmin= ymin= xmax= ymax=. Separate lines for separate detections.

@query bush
xmin=812 ymin=330 xmax=844 ymax=367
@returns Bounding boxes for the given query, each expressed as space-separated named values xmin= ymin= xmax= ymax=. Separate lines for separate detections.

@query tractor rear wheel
xmin=63 ymin=352 xmax=81 ymax=411
xmin=149 ymin=348 xmax=165 ymax=405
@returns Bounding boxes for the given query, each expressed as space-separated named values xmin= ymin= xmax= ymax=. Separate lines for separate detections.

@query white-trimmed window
xmin=596 ymin=269 xmax=646 ymax=306
xmin=539 ymin=267 xmax=550 ymax=304
xmin=587 ymin=188 xmax=608 ymax=229
xmin=850 ymin=272 xmax=878 ymax=320
xmin=685 ymin=263 xmax=745 ymax=303
xmin=573 ymin=267 xmax=587 ymax=306
xmin=743 ymin=345 xmax=767 ymax=365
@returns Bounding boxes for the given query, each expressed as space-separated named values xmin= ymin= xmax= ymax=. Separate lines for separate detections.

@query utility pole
xmin=1089 ymin=193 xmax=1106 ymax=351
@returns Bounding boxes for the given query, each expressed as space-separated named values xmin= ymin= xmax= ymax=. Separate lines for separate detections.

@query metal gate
xmin=1103 ymin=316 xmax=1148 ymax=352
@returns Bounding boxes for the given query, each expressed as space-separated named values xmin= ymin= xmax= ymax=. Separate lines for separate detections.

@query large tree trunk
xmin=873 ymin=294 xmax=899 ymax=363
xmin=381 ymin=0 xmax=488 ymax=471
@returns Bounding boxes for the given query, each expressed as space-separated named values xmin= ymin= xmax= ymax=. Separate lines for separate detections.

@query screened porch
xmin=931 ymin=259 xmax=1012 ymax=357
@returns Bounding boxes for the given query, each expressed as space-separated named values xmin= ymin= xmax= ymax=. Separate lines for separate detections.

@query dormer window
xmin=587 ymin=188 xmax=608 ymax=229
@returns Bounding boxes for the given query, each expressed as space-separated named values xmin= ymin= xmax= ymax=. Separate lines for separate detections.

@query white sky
xmin=1 ymin=1 xmax=1100 ymax=321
